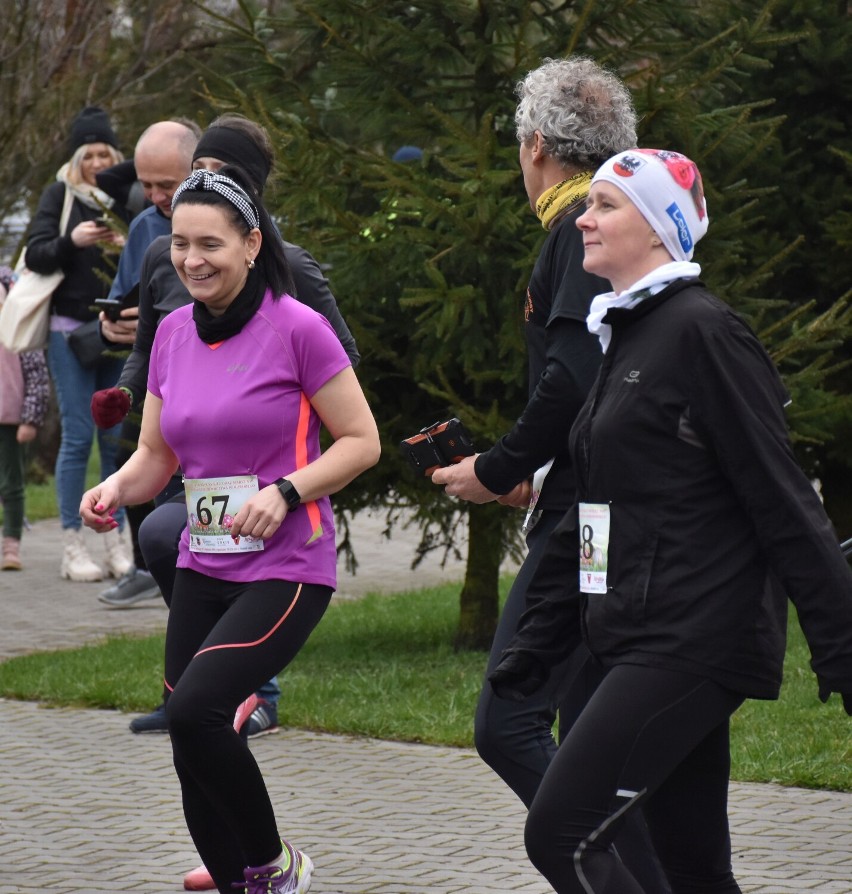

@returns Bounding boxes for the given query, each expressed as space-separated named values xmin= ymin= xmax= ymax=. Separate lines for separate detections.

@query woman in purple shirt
xmin=81 ymin=168 xmax=380 ymax=894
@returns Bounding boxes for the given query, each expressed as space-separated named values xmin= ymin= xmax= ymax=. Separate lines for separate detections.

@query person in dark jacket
xmin=431 ymin=58 xmax=671 ymax=892
xmin=25 ymin=106 xmax=133 ymax=582
xmin=489 ymin=148 xmax=852 ymax=893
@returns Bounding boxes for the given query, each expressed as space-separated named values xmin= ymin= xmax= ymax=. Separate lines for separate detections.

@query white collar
xmin=586 ymin=261 xmax=701 ymax=353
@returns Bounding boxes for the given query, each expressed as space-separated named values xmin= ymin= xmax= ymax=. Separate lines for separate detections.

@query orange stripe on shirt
xmin=296 ymin=392 xmax=323 ymax=538
xmin=295 ymin=392 xmax=311 ymax=469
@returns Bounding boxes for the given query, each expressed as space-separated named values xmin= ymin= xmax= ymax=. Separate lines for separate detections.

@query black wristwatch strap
xmin=274 ymin=477 xmax=301 ymax=511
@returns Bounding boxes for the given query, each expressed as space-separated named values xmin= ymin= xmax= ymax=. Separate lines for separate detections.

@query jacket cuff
xmin=474 ymin=450 xmax=513 ymax=496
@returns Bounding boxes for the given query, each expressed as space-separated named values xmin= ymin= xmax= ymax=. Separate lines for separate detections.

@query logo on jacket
xmin=623 ymin=370 xmax=640 ymax=385
xmin=524 ymin=288 xmax=534 ymax=322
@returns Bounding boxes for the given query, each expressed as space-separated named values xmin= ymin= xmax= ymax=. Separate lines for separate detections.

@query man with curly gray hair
xmin=515 ymin=56 xmax=638 ymax=176
xmin=432 ymin=56 xmax=670 ymax=891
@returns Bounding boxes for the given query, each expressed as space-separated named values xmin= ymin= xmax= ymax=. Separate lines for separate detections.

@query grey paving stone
xmin=1 ymin=515 xmax=851 ymax=892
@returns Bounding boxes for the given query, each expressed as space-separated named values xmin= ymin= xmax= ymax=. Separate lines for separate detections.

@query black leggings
xmin=164 ymin=569 xmax=331 ymax=894
xmin=475 ymin=510 xmax=670 ymax=891
xmin=138 ymin=493 xmax=185 ymax=608
xmin=525 ymin=664 xmax=745 ymax=893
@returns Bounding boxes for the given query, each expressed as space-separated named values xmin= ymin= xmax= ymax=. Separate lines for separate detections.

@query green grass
xmin=10 ymin=474 xmax=62 ymax=522
xmin=730 ymin=622 xmax=852 ymax=791
xmin=0 ymin=575 xmax=849 ymax=791
xmin=0 ymin=581 xmax=494 ymax=745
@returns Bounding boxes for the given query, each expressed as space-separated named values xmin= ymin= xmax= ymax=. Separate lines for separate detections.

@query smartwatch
xmin=273 ymin=477 xmax=301 ymax=511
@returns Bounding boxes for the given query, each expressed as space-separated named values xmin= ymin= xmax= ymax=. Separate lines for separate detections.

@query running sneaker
xmin=98 ymin=567 xmax=160 ymax=607
xmin=234 ymin=693 xmax=260 ymax=734
xmin=241 ymin=841 xmax=313 ymax=894
xmin=247 ymin=699 xmax=280 ymax=738
xmin=183 ymin=864 xmax=215 ymax=890
xmin=129 ymin=702 xmax=168 ymax=733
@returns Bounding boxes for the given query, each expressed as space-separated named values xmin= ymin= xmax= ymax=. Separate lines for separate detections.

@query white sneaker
xmin=61 ymin=528 xmax=103 ymax=582
xmin=103 ymin=527 xmax=133 ymax=578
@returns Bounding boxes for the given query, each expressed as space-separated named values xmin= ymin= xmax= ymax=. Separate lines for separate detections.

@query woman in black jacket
xmin=490 ymin=148 xmax=852 ymax=893
xmin=25 ymin=106 xmax=132 ymax=582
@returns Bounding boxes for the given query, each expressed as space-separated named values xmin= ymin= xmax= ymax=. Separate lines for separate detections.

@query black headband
xmin=193 ymin=127 xmax=271 ymax=194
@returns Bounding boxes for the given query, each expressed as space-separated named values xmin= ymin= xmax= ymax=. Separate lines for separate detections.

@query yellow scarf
xmin=535 ymin=171 xmax=593 ymax=230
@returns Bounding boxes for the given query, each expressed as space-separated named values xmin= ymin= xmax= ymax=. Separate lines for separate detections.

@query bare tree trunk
xmin=454 ymin=502 xmax=504 ymax=652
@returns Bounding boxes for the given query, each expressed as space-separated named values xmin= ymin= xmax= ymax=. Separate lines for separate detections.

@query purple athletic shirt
xmin=148 ymin=289 xmax=351 ymax=586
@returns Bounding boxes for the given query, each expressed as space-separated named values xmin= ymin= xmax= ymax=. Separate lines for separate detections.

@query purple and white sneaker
xmin=239 ymin=840 xmax=313 ymax=894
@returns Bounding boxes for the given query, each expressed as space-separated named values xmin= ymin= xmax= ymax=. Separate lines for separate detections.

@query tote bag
xmin=0 ymin=187 xmax=74 ymax=353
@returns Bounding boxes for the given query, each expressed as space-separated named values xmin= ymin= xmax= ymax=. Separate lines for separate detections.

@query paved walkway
xmin=1 ymin=515 xmax=852 ymax=893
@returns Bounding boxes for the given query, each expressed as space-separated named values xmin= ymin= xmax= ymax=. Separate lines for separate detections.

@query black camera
xmin=399 ymin=418 xmax=475 ymax=477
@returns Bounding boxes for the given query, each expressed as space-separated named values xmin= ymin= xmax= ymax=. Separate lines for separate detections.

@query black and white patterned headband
xmin=171 ymin=169 xmax=260 ymax=230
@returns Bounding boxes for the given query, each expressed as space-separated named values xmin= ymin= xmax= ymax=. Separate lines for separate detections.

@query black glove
xmin=817 ymin=684 xmax=852 ymax=716
xmin=488 ymin=651 xmax=549 ymax=702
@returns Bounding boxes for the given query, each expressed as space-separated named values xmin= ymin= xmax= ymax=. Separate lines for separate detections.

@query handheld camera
xmin=399 ymin=418 xmax=475 ymax=477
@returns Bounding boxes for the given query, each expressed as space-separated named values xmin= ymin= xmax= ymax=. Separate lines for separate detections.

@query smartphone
xmin=399 ymin=418 xmax=475 ymax=477
xmin=95 ymin=283 xmax=139 ymax=323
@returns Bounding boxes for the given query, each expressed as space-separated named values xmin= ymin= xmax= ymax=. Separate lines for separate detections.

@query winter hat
xmin=592 ymin=148 xmax=709 ymax=261
xmin=69 ymin=106 xmax=118 ymax=152
xmin=193 ymin=126 xmax=271 ymax=195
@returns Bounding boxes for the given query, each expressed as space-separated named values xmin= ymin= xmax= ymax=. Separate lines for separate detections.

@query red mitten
xmin=91 ymin=387 xmax=131 ymax=429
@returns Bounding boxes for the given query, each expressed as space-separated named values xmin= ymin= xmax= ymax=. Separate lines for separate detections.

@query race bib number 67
xmin=578 ymin=502 xmax=610 ymax=594
xmin=184 ymin=475 xmax=265 ymax=554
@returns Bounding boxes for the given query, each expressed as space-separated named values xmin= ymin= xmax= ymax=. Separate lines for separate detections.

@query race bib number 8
xmin=185 ymin=475 xmax=265 ymax=554
xmin=578 ymin=502 xmax=610 ymax=594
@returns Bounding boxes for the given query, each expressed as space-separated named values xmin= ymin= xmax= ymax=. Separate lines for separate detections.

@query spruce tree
xmin=722 ymin=0 xmax=852 ymax=533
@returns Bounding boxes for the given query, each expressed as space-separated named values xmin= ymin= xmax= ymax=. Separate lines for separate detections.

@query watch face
xmin=277 ymin=478 xmax=300 ymax=509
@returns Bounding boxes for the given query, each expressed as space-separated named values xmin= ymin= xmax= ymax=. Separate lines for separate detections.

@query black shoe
xmin=129 ymin=702 xmax=167 ymax=733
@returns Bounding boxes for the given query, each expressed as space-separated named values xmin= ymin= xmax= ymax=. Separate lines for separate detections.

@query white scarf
xmin=586 ymin=261 xmax=701 ymax=353
xmin=56 ymin=162 xmax=115 ymax=211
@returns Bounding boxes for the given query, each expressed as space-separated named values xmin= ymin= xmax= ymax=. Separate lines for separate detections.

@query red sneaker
xmin=183 ymin=864 xmax=215 ymax=891
xmin=233 ymin=693 xmax=260 ymax=733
